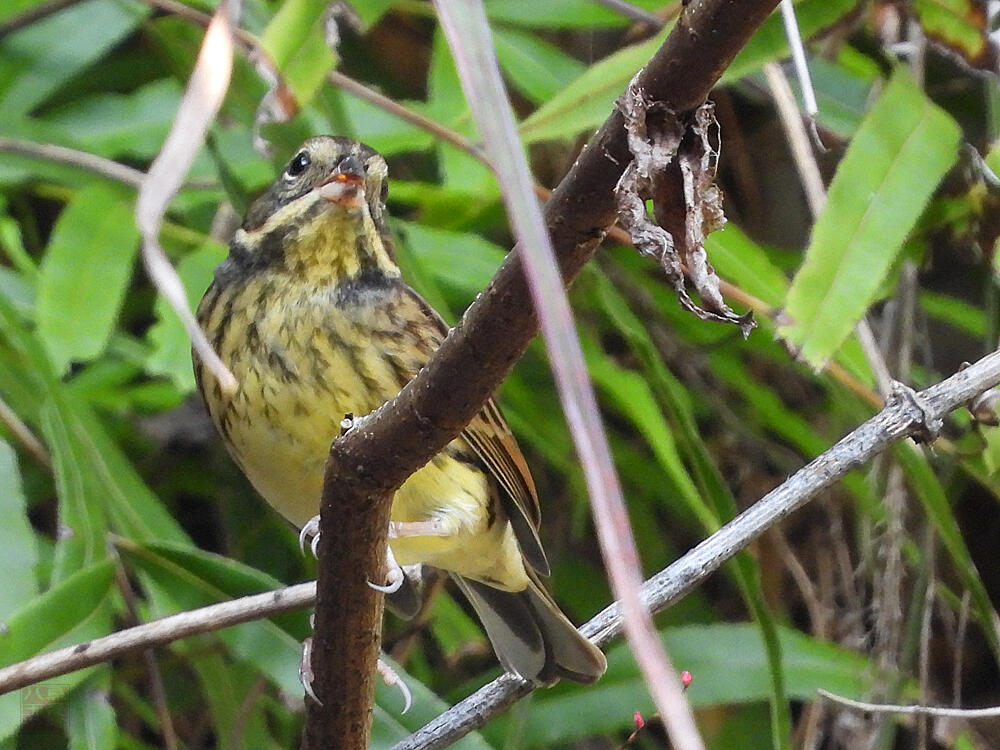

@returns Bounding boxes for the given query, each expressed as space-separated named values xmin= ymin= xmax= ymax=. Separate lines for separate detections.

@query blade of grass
xmin=434 ymin=1 xmax=704 ymax=747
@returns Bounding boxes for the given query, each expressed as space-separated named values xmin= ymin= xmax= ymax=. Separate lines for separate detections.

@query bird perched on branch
xmin=194 ymin=135 xmax=606 ymax=685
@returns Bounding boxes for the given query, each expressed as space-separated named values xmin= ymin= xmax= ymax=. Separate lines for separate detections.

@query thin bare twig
xmin=0 ymin=393 xmax=51 ymax=469
xmin=778 ymin=0 xmax=824 ymax=150
xmin=113 ymin=563 xmax=179 ymax=750
xmin=0 ymin=138 xmax=145 ymax=188
xmin=590 ymin=0 xmax=665 ymax=27
xmin=0 ymin=582 xmax=316 ymax=694
xmin=0 ymin=137 xmax=217 ymax=191
xmin=818 ymin=689 xmax=1000 ymax=719
xmin=0 ymin=0 xmax=85 ymax=37
xmin=763 ymin=62 xmax=824 ymax=217
xmin=326 ymin=70 xmax=488 ymax=164
xmin=953 ymin=590 xmax=971 ymax=707
xmin=917 ymin=543 xmax=936 ymax=750
xmin=856 ymin=319 xmax=896 ymax=400
xmin=395 ymin=349 xmax=1000 ymax=749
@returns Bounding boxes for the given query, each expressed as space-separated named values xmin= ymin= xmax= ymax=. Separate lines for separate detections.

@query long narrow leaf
xmin=780 ymin=71 xmax=961 ymax=367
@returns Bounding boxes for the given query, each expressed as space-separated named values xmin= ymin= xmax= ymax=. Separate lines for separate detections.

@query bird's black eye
xmin=287 ymin=151 xmax=310 ymax=177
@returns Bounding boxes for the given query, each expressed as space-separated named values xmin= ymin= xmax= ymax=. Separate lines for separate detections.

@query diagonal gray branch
xmin=394 ymin=355 xmax=1000 ymax=750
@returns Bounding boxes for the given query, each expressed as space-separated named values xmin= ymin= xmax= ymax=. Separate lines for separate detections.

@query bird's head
xmin=229 ymin=137 xmax=397 ymax=280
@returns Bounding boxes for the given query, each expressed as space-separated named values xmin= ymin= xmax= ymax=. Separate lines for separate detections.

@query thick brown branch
xmin=302 ymin=445 xmax=392 ymax=748
xmin=305 ymin=0 xmax=780 ymax=746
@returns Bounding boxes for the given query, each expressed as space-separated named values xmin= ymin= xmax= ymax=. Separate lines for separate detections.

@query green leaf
xmin=39 ymin=79 xmax=184 ymax=161
xmin=0 ymin=440 xmax=39 ymax=619
xmin=492 ymin=27 xmax=585 ymax=105
xmin=0 ymin=560 xmax=114 ymax=667
xmin=188 ymin=653 xmax=285 ymax=750
xmin=120 ymin=540 xmax=305 ymax=697
xmin=518 ymin=26 xmax=668 ymax=144
xmin=914 ymin=0 xmax=992 ymax=69
xmin=0 ymin=0 xmax=149 ymax=118
xmin=487 ymin=624 xmax=872 ymax=747
xmin=426 ymin=591 xmax=488 ymax=660
xmin=0 ymin=0 xmax=56 ymax=23
xmin=259 ymin=0 xmax=336 ymax=104
xmin=920 ymin=290 xmax=987 ymax=338
xmin=41 ymin=399 xmax=110 ymax=581
xmin=396 ymin=220 xmax=504 ymax=297
xmin=584 ymin=336 xmax=715 ymax=529
xmin=0 ymin=292 xmax=187 ymax=552
xmin=778 ymin=52 xmax=878 ymax=138
xmin=66 ymin=673 xmax=117 ymax=750
xmin=40 ymin=393 xmax=188 ymax=584
xmin=339 ymin=94 xmax=434 ymax=157
xmin=485 ymin=0 xmax=641 ymax=28
xmin=37 ymin=183 xmax=141 ymax=374
xmin=0 ymin=205 xmax=38 ymax=279
xmin=0 ymin=561 xmax=115 ymax=741
xmin=780 ymin=71 xmax=961 ymax=368
xmin=519 ymin=0 xmax=857 ymax=144
xmin=422 ymin=32 xmax=496 ymax=197
xmin=352 ymin=0 xmax=395 ymax=27
xmin=146 ymin=241 xmax=227 ymax=391
xmin=705 ymin=224 xmax=789 ymax=308
xmin=723 ymin=0 xmax=858 ymax=85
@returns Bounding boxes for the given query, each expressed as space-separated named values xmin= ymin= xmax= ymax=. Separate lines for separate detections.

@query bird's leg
xmin=302 ymin=515 xmax=445 ymax=594
xmin=387 ymin=519 xmax=451 ymax=538
xmin=297 ymin=414 xmax=358 ymax=557
xmin=368 ymin=520 xmax=450 ymax=592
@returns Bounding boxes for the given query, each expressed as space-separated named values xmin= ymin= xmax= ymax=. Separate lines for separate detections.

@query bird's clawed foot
xmin=301 ymin=516 xmax=436 ymax=596
xmin=366 ymin=520 xmax=448 ymax=593
xmin=298 ymin=515 xmax=321 ymax=558
xmin=377 ymin=658 xmax=412 ymax=714
xmin=299 ymin=623 xmax=411 ymax=713
xmin=300 ymin=623 xmax=320 ymax=705
xmin=367 ymin=543 xmax=404 ymax=593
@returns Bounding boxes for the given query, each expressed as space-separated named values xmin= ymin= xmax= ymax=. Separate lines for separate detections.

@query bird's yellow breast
xmin=196 ymin=270 xmax=528 ymax=590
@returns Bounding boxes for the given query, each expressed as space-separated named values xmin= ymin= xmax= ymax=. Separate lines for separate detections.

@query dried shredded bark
xmin=615 ymin=76 xmax=755 ymax=338
xmin=250 ymin=50 xmax=297 ymax=157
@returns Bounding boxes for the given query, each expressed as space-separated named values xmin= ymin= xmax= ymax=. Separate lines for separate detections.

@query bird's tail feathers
xmin=452 ymin=573 xmax=606 ymax=685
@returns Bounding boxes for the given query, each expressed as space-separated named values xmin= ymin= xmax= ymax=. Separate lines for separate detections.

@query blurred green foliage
xmin=1 ymin=0 xmax=1000 ymax=748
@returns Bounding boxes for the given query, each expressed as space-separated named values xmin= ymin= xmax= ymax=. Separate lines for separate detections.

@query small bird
xmin=194 ymin=136 xmax=606 ymax=685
